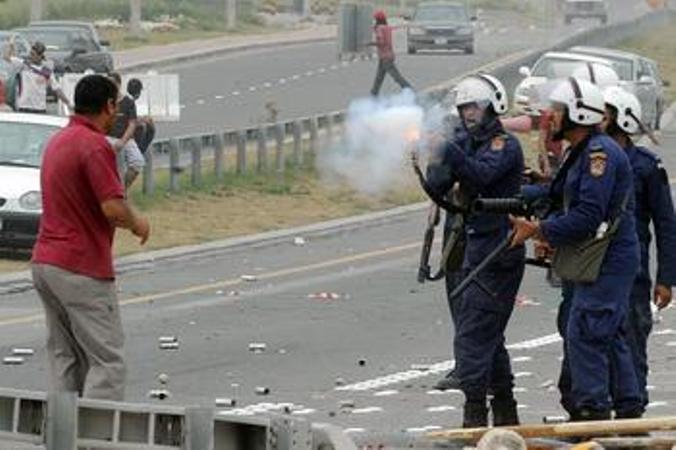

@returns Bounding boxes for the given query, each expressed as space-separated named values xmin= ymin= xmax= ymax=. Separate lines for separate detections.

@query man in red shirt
xmin=32 ymin=74 xmax=150 ymax=401
xmin=370 ymin=10 xmax=413 ymax=96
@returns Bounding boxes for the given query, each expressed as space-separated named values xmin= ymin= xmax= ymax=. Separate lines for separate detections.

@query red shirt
xmin=32 ymin=115 xmax=124 ymax=279
xmin=374 ymin=24 xmax=395 ymax=61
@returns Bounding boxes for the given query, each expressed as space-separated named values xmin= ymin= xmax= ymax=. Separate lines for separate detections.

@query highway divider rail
xmin=136 ymin=10 xmax=672 ymax=197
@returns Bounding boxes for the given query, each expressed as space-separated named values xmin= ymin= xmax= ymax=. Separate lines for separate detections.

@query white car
xmin=513 ymin=51 xmax=614 ymax=116
xmin=0 ymin=113 xmax=66 ymax=249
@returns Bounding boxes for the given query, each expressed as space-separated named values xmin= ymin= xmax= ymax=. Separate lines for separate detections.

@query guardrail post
xmin=274 ymin=123 xmax=285 ymax=174
xmin=169 ymin=139 xmax=181 ymax=193
xmin=257 ymin=126 xmax=268 ymax=173
xmin=308 ymin=117 xmax=319 ymax=156
xmin=185 ymin=407 xmax=214 ymax=450
xmin=46 ymin=391 xmax=77 ymax=450
xmin=191 ymin=138 xmax=202 ymax=187
xmin=236 ymin=131 xmax=247 ymax=174
xmin=325 ymin=114 xmax=334 ymax=146
xmin=214 ymin=133 xmax=225 ymax=181
xmin=292 ymin=120 xmax=303 ymax=167
xmin=143 ymin=144 xmax=155 ymax=195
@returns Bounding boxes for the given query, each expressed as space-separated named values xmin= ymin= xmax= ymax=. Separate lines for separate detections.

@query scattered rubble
xmin=215 ymin=398 xmax=237 ymax=408
xmin=255 ymin=387 xmax=270 ymax=395
xmin=248 ymin=343 xmax=267 ymax=353
xmin=148 ymin=389 xmax=171 ymax=400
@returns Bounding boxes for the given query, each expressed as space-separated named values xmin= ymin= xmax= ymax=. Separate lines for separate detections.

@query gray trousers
xmin=32 ymin=264 xmax=126 ymax=401
xmin=370 ymin=59 xmax=412 ymax=96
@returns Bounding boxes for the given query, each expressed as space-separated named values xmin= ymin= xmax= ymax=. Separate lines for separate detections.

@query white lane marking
xmin=196 ymin=99 xmax=205 ymax=105
xmin=351 ymin=406 xmax=383 ymax=414
xmin=291 ymin=408 xmax=317 ymax=415
xmin=232 ymin=91 xmax=240 ymax=96
xmin=426 ymin=405 xmax=456 ymax=412
xmin=647 ymin=401 xmax=668 ymax=409
xmin=292 ymin=74 xmax=300 ymax=80
xmin=517 ymin=404 xmax=529 ymax=409
xmin=305 ymin=70 xmax=315 ymax=76
xmin=654 ymin=328 xmax=676 ymax=336
xmin=214 ymin=95 xmax=224 ymax=100
xmin=664 ymin=341 xmax=676 ymax=347
xmin=336 ymin=333 xmax=561 ymax=392
xmin=373 ymin=389 xmax=399 ymax=397
xmin=513 ymin=387 xmax=528 ymax=393
xmin=219 ymin=402 xmax=305 ymax=416
xmin=263 ymin=82 xmax=272 ymax=88
xmin=514 ymin=372 xmax=533 ymax=379
xmin=248 ymin=86 xmax=257 ymax=92
xmin=512 ymin=356 xmax=532 ymax=363
xmin=426 ymin=389 xmax=461 ymax=396
xmin=279 ymin=78 xmax=287 ymax=84
xmin=330 ymin=64 xmax=339 ymax=70
xmin=647 ymin=385 xmax=656 ymax=391
xmin=345 ymin=428 xmax=366 ymax=433
xmin=407 ymin=425 xmax=443 ymax=432
xmin=318 ymin=68 xmax=326 ymax=73
xmin=180 ymin=104 xmax=186 ymax=109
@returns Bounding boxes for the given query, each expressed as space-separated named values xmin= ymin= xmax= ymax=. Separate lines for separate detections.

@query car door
xmin=635 ymin=58 xmax=658 ymax=126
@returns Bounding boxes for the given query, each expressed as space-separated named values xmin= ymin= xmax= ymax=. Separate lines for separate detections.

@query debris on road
xmin=255 ymin=386 xmax=270 ymax=395
xmin=157 ymin=373 xmax=170 ymax=385
xmin=543 ymin=415 xmax=567 ymax=424
xmin=515 ymin=295 xmax=542 ymax=307
xmin=293 ymin=236 xmax=307 ymax=246
xmin=358 ymin=359 xmax=367 ymax=367
xmin=339 ymin=399 xmax=356 ymax=409
xmin=148 ymin=389 xmax=171 ymax=400
xmin=241 ymin=275 xmax=258 ymax=282
xmin=335 ymin=377 xmax=347 ymax=386
xmin=11 ymin=348 xmax=35 ymax=356
xmin=249 ymin=343 xmax=267 ymax=353
xmin=215 ymin=398 xmax=237 ymax=407
xmin=159 ymin=336 xmax=178 ymax=343
xmin=307 ymin=292 xmax=343 ymax=301
xmin=2 ymin=356 xmax=25 ymax=365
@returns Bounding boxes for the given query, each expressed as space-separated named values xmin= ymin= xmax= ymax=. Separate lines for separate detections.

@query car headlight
xmin=408 ymin=27 xmax=425 ymax=35
xmin=19 ymin=191 xmax=42 ymax=211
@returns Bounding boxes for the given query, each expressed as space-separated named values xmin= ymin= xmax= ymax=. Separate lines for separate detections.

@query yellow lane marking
xmin=0 ymin=241 xmax=419 ymax=328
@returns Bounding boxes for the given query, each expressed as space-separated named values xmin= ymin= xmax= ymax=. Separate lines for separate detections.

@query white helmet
xmin=571 ymin=63 xmax=620 ymax=88
xmin=549 ymin=77 xmax=606 ymax=126
xmin=454 ymin=73 xmax=509 ymax=115
xmin=603 ymin=86 xmax=642 ymax=134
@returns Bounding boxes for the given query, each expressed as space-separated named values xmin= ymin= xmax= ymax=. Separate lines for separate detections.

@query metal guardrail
xmin=133 ymin=9 xmax=673 ymax=197
xmin=0 ymin=388 xmax=357 ymax=450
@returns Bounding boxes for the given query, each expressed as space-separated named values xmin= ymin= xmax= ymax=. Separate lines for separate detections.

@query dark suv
xmin=406 ymin=1 xmax=475 ymax=55
xmin=14 ymin=24 xmax=114 ymax=74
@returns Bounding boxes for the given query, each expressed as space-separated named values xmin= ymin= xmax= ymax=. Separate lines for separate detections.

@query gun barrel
xmin=473 ymin=198 xmax=528 ymax=215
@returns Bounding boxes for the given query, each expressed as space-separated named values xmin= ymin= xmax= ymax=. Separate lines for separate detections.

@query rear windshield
xmin=533 ymin=57 xmax=599 ymax=78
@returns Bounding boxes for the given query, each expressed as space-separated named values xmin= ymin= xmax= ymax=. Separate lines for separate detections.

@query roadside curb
xmin=116 ymin=27 xmax=336 ymax=73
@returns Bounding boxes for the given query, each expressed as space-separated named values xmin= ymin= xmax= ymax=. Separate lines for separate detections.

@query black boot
xmin=491 ymin=397 xmax=520 ymax=427
xmin=434 ymin=369 xmax=461 ymax=391
xmin=463 ymin=401 xmax=488 ymax=428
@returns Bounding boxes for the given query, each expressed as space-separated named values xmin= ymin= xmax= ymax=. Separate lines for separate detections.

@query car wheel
xmin=464 ymin=44 xmax=474 ymax=55
xmin=408 ymin=46 xmax=417 ymax=55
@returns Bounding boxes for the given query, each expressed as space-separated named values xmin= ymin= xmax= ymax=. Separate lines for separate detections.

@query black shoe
xmin=615 ymin=408 xmax=643 ymax=419
xmin=491 ymin=397 xmax=520 ymax=427
xmin=463 ymin=401 xmax=488 ymax=428
xmin=434 ymin=371 xmax=461 ymax=391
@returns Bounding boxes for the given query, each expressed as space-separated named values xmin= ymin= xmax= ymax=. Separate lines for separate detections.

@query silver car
xmin=406 ymin=2 xmax=476 ymax=55
xmin=569 ymin=46 xmax=669 ymax=129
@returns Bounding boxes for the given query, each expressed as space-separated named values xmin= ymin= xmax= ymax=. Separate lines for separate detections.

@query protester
xmin=32 ymin=74 xmax=150 ymax=401
xmin=369 ymin=10 xmax=413 ymax=96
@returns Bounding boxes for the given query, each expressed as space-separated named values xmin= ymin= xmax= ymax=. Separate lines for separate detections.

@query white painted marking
xmin=291 ymin=408 xmax=316 ymax=415
xmin=344 ymin=428 xmax=366 ymax=433
xmin=426 ymin=405 xmax=456 ymax=412
xmin=336 ymin=333 xmax=561 ymax=392
xmin=426 ymin=390 xmax=458 ymax=396
xmin=292 ymin=74 xmax=300 ymax=80
xmin=654 ymin=328 xmax=676 ymax=336
xmin=351 ymin=406 xmax=383 ymax=414
xmin=279 ymin=78 xmax=287 ymax=84
xmin=330 ymin=65 xmax=338 ymax=70
xmin=214 ymin=95 xmax=224 ymax=100
xmin=196 ymin=99 xmax=205 ymax=105
xmin=664 ymin=341 xmax=676 ymax=347
xmin=514 ymin=372 xmax=533 ymax=378
xmin=512 ymin=356 xmax=532 ymax=363
xmin=517 ymin=404 xmax=529 ymax=409
xmin=263 ymin=82 xmax=272 ymax=88
xmin=179 ymin=104 xmax=186 ymax=109
xmin=513 ymin=387 xmax=528 ymax=393
xmin=373 ymin=390 xmax=399 ymax=397
xmin=318 ymin=68 xmax=326 ymax=73
xmin=219 ymin=402 xmax=306 ymax=416
xmin=232 ymin=91 xmax=240 ymax=96
xmin=647 ymin=385 xmax=656 ymax=391
xmin=647 ymin=401 xmax=668 ymax=408
xmin=305 ymin=71 xmax=315 ymax=76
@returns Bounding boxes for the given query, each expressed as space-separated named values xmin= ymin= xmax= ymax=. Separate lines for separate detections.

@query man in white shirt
xmin=3 ymin=40 xmax=72 ymax=113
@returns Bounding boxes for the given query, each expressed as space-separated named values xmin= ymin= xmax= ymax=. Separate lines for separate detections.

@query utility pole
xmin=225 ymin=0 xmax=237 ymax=31
xmin=130 ymin=0 xmax=142 ymax=35
xmin=31 ymin=0 xmax=44 ymax=21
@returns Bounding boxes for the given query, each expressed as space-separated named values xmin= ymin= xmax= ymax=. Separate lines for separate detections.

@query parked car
xmin=569 ymin=46 xmax=668 ymax=129
xmin=513 ymin=51 xmax=614 ymax=115
xmin=14 ymin=26 xmax=114 ymax=74
xmin=28 ymin=20 xmax=111 ymax=51
xmin=563 ymin=0 xmax=608 ymax=25
xmin=0 ymin=113 xmax=65 ymax=249
xmin=406 ymin=1 xmax=475 ymax=55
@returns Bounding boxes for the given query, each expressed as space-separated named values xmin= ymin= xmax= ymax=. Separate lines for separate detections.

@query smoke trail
xmin=316 ymin=90 xmax=451 ymax=196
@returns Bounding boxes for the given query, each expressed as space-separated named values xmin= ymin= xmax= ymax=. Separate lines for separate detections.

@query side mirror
xmin=99 ymin=39 xmax=110 ymax=47
xmin=72 ymin=47 xmax=87 ymax=56
xmin=639 ymin=75 xmax=654 ymax=84
xmin=519 ymin=66 xmax=531 ymax=77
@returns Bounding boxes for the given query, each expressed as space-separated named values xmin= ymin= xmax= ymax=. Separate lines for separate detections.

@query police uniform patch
xmin=589 ymin=153 xmax=608 ymax=178
xmin=491 ymin=136 xmax=505 ymax=151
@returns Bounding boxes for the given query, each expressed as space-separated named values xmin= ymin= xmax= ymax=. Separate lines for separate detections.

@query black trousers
xmin=370 ymin=59 xmax=412 ymax=96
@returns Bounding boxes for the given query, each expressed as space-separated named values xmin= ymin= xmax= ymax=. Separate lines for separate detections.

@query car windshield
xmin=533 ymin=57 xmax=602 ymax=78
xmin=21 ymin=29 xmax=96 ymax=52
xmin=592 ymin=56 xmax=634 ymax=81
xmin=0 ymin=122 xmax=59 ymax=167
xmin=415 ymin=5 xmax=467 ymax=22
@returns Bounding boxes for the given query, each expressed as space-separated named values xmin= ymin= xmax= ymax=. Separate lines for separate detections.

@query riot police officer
xmin=511 ymin=78 xmax=643 ymax=420
xmin=427 ymin=73 xmax=526 ymax=427
xmin=601 ymin=86 xmax=676 ymax=411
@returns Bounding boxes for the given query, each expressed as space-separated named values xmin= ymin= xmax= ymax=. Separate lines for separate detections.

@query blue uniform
xmin=540 ymin=132 xmax=642 ymax=416
xmin=430 ymin=124 xmax=525 ymax=404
